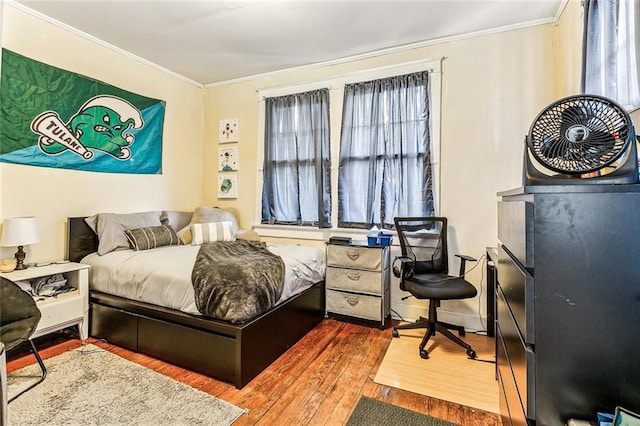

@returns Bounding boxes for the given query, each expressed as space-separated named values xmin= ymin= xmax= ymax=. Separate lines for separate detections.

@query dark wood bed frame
xmin=67 ymin=217 xmax=325 ymax=388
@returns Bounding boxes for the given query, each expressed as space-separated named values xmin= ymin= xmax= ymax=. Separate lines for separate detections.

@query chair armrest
xmin=456 ymin=254 xmax=477 ymax=262
xmin=455 ymin=254 xmax=477 ymax=276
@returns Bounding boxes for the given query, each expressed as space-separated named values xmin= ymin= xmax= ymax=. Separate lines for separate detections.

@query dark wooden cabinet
xmin=486 ymin=247 xmax=498 ymax=338
xmin=497 ymin=185 xmax=640 ymax=426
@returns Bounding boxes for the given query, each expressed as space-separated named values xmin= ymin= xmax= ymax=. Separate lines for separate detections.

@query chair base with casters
xmin=392 ymin=299 xmax=477 ymax=359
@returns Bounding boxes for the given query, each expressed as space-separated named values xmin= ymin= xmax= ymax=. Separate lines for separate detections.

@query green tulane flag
xmin=0 ymin=49 xmax=164 ymax=174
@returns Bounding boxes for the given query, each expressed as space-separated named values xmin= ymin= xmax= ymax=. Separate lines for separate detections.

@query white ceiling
xmin=10 ymin=0 xmax=566 ymax=86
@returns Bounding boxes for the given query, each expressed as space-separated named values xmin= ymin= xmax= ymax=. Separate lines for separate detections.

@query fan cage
xmin=527 ymin=95 xmax=632 ymax=175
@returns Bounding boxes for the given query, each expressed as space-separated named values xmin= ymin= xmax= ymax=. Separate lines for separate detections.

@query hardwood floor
xmin=7 ymin=320 xmax=500 ymax=425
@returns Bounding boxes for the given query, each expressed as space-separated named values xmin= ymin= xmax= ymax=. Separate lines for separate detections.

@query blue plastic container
xmin=368 ymin=232 xmax=393 ymax=246
xmin=378 ymin=233 xmax=393 ymax=246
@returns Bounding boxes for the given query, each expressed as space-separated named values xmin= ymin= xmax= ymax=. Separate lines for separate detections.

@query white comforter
xmin=82 ymin=243 xmax=325 ymax=316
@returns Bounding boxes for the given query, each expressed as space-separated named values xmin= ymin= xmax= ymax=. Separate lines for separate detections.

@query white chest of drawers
xmin=325 ymin=243 xmax=390 ymax=328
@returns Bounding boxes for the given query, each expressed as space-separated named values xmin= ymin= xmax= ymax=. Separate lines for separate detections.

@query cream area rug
xmin=374 ymin=328 xmax=499 ymax=414
xmin=8 ymin=344 xmax=247 ymax=425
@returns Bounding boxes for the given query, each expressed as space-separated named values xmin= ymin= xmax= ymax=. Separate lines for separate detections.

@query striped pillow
xmin=124 ymin=225 xmax=181 ymax=251
xmin=190 ymin=221 xmax=236 ymax=245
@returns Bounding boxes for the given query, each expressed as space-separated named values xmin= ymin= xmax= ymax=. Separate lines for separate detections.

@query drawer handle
xmin=346 ymin=251 xmax=361 ymax=261
xmin=345 ymin=296 xmax=360 ymax=306
xmin=347 ymin=273 xmax=361 ymax=281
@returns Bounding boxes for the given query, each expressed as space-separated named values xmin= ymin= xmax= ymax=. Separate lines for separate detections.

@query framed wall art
xmin=218 ymin=146 xmax=238 ymax=171
xmin=217 ymin=173 xmax=238 ymax=198
xmin=218 ymin=118 xmax=239 ymax=143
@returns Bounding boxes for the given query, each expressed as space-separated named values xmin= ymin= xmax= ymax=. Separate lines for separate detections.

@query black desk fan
xmin=524 ymin=94 xmax=639 ymax=185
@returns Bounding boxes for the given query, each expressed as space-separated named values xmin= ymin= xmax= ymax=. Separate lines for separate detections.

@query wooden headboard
xmin=67 ymin=217 xmax=98 ymax=263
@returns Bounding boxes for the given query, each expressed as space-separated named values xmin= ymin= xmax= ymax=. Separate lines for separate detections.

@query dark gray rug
xmin=347 ymin=396 xmax=458 ymax=426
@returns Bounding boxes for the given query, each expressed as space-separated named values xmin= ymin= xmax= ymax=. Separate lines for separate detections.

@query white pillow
xmin=178 ymin=206 xmax=240 ymax=244
xmin=190 ymin=222 xmax=236 ymax=245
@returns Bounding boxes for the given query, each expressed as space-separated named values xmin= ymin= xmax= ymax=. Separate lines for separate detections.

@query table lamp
xmin=0 ymin=217 xmax=40 ymax=270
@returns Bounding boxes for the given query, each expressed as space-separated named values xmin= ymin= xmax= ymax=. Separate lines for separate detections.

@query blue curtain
xmin=583 ymin=0 xmax=640 ymax=108
xmin=338 ymin=71 xmax=433 ymax=229
xmin=262 ymin=89 xmax=331 ymax=227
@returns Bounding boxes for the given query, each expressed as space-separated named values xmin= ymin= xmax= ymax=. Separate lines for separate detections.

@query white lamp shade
xmin=0 ymin=217 xmax=41 ymax=247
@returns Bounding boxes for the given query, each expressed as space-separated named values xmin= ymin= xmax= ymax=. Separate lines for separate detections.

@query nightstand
xmin=325 ymin=242 xmax=390 ymax=328
xmin=0 ymin=262 xmax=89 ymax=340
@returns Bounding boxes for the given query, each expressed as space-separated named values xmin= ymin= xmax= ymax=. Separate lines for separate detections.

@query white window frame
xmin=255 ymin=58 xmax=443 ymax=241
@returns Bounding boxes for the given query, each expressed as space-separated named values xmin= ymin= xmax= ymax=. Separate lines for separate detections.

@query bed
xmin=66 ymin=213 xmax=326 ymax=389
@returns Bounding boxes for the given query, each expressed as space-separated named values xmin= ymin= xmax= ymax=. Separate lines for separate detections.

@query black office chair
xmin=392 ymin=217 xmax=478 ymax=359
xmin=0 ymin=277 xmax=47 ymax=402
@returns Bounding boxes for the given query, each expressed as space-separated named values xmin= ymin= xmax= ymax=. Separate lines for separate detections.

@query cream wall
xmin=0 ymin=5 xmax=204 ymax=262
xmin=554 ymin=0 xmax=584 ymax=96
xmin=202 ymin=18 xmax=583 ymax=329
xmin=0 ymin=1 xmax=585 ymax=331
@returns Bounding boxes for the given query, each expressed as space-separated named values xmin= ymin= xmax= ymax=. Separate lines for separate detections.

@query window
xmin=261 ymin=89 xmax=331 ymax=227
xmin=257 ymin=59 xmax=441 ymax=237
xmin=583 ymin=0 xmax=640 ymax=109
xmin=338 ymin=71 xmax=433 ymax=229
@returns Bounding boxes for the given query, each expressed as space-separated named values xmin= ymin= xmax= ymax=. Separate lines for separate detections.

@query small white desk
xmin=0 ymin=263 xmax=90 ymax=340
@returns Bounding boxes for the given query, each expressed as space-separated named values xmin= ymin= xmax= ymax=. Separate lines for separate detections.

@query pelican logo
xmin=31 ymin=95 xmax=144 ymax=160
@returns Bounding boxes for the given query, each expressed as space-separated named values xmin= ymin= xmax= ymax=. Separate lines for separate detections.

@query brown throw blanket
xmin=191 ymin=240 xmax=285 ymax=323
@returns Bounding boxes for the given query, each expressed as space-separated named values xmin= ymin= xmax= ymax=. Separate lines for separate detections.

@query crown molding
xmin=5 ymin=0 xmax=205 ymax=89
